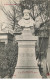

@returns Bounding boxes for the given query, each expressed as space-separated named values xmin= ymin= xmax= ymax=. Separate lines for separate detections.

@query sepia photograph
xmin=0 ymin=0 xmax=50 ymax=78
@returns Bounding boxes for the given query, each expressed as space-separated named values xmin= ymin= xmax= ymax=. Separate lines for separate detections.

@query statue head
xmin=23 ymin=9 xmax=30 ymax=20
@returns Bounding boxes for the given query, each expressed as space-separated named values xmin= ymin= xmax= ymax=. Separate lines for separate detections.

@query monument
xmin=13 ymin=9 xmax=42 ymax=78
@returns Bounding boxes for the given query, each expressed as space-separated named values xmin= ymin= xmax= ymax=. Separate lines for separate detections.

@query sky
xmin=0 ymin=0 xmax=21 ymax=29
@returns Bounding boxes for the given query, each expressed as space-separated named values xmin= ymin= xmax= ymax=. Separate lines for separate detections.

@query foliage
xmin=20 ymin=0 xmax=48 ymax=14
xmin=0 ymin=0 xmax=49 ymax=31
xmin=0 ymin=42 xmax=18 ymax=78
xmin=6 ymin=42 xmax=18 ymax=77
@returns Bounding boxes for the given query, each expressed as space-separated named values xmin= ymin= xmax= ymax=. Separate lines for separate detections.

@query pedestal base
xmin=13 ymin=28 xmax=42 ymax=78
xmin=13 ymin=68 xmax=41 ymax=78
xmin=13 ymin=41 xmax=42 ymax=78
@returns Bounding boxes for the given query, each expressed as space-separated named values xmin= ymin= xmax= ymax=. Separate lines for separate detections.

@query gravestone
xmin=13 ymin=28 xmax=42 ymax=78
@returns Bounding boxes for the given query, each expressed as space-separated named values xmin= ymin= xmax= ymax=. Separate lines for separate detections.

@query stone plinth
xmin=13 ymin=28 xmax=42 ymax=78
xmin=0 ymin=33 xmax=14 ymax=44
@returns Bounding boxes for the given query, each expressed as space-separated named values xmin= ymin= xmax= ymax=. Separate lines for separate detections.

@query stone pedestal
xmin=0 ymin=33 xmax=14 ymax=44
xmin=13 ymin=28 xmax=42 ymax=78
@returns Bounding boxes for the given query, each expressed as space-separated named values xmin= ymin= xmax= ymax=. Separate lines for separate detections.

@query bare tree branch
xmin=0 ymin=0 xmax=22 ymax=30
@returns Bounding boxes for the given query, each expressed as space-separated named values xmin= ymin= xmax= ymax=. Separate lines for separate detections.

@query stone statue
xmin=13 ymin=9 xmax=42 ymax=78
xmin=18 ymin=9 xmax=35 ymax=35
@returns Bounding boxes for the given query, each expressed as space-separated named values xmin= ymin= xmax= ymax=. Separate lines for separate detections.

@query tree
xmin=20 ymin=0 xmax=49 ymax=19
xmin=0 ymin=0 xmax=49 ymax=31
xmin=0 ymin=0 xmax=22 ymax=30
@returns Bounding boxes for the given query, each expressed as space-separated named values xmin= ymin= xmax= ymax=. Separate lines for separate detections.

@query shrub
xmin=6 ymin=42 xmax=18 ymax=78
xmin=0 ymin=42 xmax=18 ymax=78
